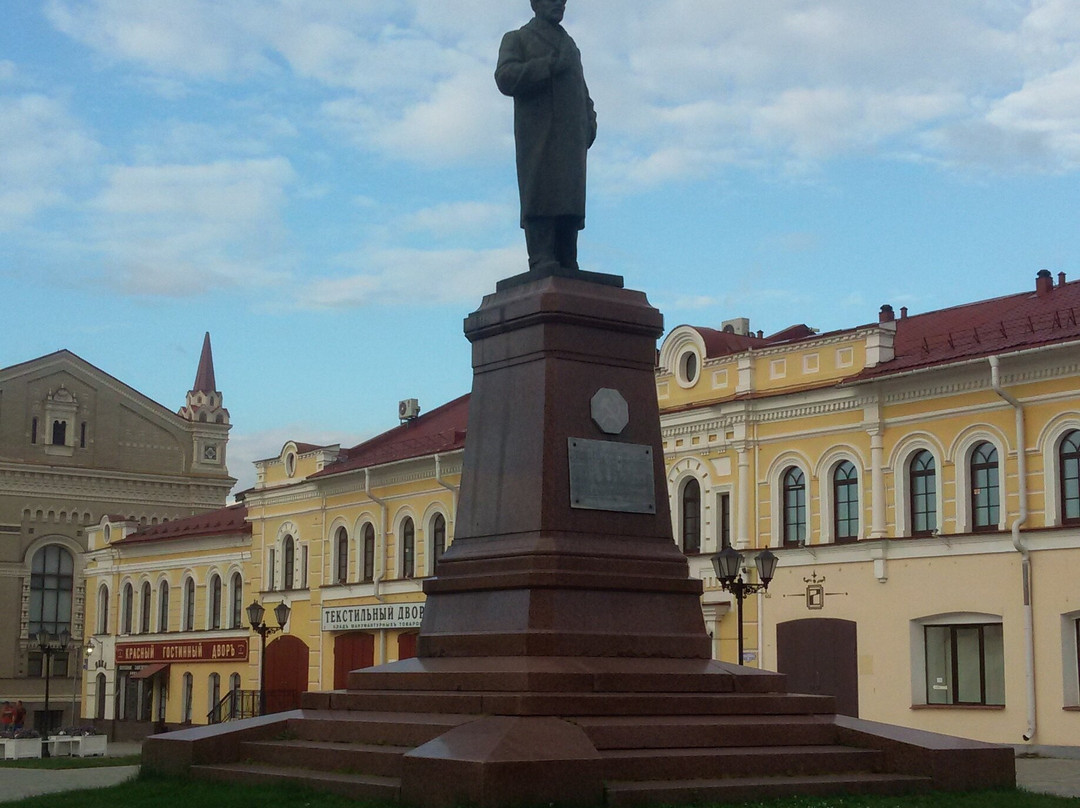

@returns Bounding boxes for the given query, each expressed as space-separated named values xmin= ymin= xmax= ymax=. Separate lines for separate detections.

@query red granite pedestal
xmin=144 ymin=274 xmax=1015 ymax=806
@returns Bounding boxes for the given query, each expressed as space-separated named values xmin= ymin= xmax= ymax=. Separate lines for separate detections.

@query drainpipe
xmin=989 ymin=355 xmax=1034 ymax=742
xmin=364 ymin=468 xmax=389 ymax=601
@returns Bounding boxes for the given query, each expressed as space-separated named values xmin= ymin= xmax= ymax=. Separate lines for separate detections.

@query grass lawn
xmin=3 ymin=772 xmax=1080 ymax=808
xmin=0 ymin=754 xmax=142 ymax=770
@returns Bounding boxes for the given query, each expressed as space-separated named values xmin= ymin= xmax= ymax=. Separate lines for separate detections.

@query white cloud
xmin=398 ymin=201 xmax=515 ymax=239
xmin=0 ymin=93 xmax=99 ymax=225
xmin=45 ymin=0 xmax=276 ymax=79
xmin=89 ymin=158 xmax=296 ymax=295
xmin=297 ymin=245 xmax=520 ymax=308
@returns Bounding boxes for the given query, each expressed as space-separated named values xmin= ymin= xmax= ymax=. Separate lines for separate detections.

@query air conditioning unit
xmin=399 ymin=398 xmax=421 ymax=421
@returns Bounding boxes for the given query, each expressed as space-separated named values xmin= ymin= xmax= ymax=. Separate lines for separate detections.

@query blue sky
xmin=3 ymin=1 xmax=1079 ymax=493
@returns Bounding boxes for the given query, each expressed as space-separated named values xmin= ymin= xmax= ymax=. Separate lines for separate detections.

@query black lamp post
xmin=247 ymin=600 xmax=290 ymax=717
xmin=711 ymin=546 xmax=779 ymax=665
xmin=35 ymin=628 xmax=70 ymax=757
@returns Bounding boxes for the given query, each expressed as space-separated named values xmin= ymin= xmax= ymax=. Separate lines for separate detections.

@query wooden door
xmin=264 ymin=635 xmax=309 ymax=713
xmin=397 ymin=632 xmax=418 ymax=660
xmin=333 ymin=632 xmax=374 ymax=689
xmin=776 ymin=618 xmax=859 ymax=717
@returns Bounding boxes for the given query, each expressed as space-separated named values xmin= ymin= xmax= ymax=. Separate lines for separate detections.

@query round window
xmin=680 ymin=351 xmax=699 ymax=385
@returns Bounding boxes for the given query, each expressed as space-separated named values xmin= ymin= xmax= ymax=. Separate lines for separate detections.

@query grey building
xmin=0 ymin=334 xmax=233 ymax=731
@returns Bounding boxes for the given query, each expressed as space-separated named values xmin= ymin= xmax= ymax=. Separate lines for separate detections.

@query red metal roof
xmin=113 ymin=503 xmax=250 ymax=545
xmin=853 ymin=274 xmax=1080 ymax=380
xmin=310 ymin=394 xmax=469 ymax=479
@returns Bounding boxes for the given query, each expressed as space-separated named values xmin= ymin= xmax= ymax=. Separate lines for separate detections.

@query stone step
xmin=285 ymin=710 xmax=476 ymax=746
xmin=241 ymin=738 xmax=410 ymax=777
xmin=599 ymin=744 xmax=882 ymax=781
xmin=604 ymin=772 xmax=934 ymax=806
xmin=312 ymin=689 xmax=835 ymax=717
xmin=574 ymin=713 xmax=839 ymax=750
xmin=191 ymin=761 xmax=400 ymax=802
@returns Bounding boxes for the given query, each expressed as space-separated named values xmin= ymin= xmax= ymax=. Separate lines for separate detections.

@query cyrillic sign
xmin=115 ymin=638 xmax=248 ymax=664
xmin=321 ymin=602 xmax=425 ymax=631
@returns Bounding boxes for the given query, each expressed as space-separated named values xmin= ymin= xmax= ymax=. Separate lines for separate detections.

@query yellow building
xmin=235 ymin=395 xmax=466 ymax=709
xmin=658 ymin=269 xmax=1080 ymax=749
xmin=80 ymin=395 xmax=467 ymax=732
xmin=81 ymin=505 xmax=252 ymax=732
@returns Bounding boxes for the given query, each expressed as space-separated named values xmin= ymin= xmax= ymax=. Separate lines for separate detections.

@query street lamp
xmin=711 ymin=546 xmax=779 ymax=665
xmin=247 ymin=600 xmax=290 ymax=717
xmin=35 ymin=628 xmax=70 ymax=757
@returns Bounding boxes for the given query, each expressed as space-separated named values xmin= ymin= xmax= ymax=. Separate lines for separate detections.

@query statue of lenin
xmin=496 ymin=0 xmax=596 ymax=275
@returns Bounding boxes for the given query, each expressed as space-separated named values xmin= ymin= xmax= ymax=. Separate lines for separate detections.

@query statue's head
xmin=531 ymin=0 xmax=566 ymax=25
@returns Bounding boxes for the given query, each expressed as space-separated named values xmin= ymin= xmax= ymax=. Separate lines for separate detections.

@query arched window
xmin=970 ymin=442 xmax=1000 ymax=532
xmin=910 ymin=450 xmax=937 ymax=537
xmin=782 ymin=467 xmax=806 ymax=546
xmin=283 ymin=536 xmax=295 ymax=590
xmin=681 ymin=478 xmax=701 ymax=553
xmin=182 ymin=672 xmax=194 ymax=723
xmin=209 ymin=574 xmax=222 ymax=630
xmin=362 ymin=523 xmax=375 ymax=583
xmin=208 ymin=672 xmax=221 ymax=716
xmin=230 ymin=572 xmax=243 ymax=629
xmin=833 ymin=461 xmax=859 ymax=543
xmin=121 ymin=582 xmax=134 ymax=635
xmin=140 ymin=582 xmax=151 ymax=633
xmin=1059 ymin=430 xmax=1080 ymax=525
xmin=30 ymin=545 xmax=74 ymax=637
xmin=159 ymin=581 xmax=170 ymax=632
xmin=183 ymin=578 xmax=195 ymax=631
xmin=96 ymin=584 xmax=110 ymax=635
xmin=432 ymin=513 xmax=447 ymax=569
xmin=336 ymin=526 xmax=349 ymax=584
xmin=95 ymin=673 xmax=107 ymax=720
xmin=401 ymin=518 xmax=415 ymax=578
xmin=31 ymin=416 xmax=38 ymax=444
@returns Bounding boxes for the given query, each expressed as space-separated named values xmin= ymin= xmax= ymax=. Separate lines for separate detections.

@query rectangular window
xmin=925 ymin=623 xmax=1004 ymax=706
xmin=719 ymin=493 xmax=731 ymax=549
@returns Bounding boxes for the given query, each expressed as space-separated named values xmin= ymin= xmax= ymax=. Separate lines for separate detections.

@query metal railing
xmin=207 ymin=689 xmax=302 ymax=724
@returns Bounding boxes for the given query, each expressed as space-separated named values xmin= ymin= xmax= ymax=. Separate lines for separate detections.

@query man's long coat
xmin=495 ymin=17 xmax=596 ymax=227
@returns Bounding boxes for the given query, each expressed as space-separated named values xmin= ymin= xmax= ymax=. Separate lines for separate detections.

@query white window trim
xmin=952 ymin=434 xmax=1007 ymax=534
xmin=817 ymin=453 xmax=864 ymax=545
xmin=768 ymin=457 xmax=812 ymax=547
xmin=909 ymin=612 xmax=1002 ymax=706
xmin=1063 ymin=612 xmax=1080 ymax=708
xmin=892 ymin=440 xmax=945 ymax=539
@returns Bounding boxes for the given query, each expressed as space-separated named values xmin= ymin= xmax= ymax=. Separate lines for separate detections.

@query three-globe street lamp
xmin=246 ymin=600 xmax=291 ymax=717
xmin=712 ymin=546 xmax=779 ymax=665
xmin=35 ymin=628 xmax=70 ymax=757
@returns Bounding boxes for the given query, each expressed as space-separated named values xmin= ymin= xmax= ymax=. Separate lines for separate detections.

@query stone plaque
xmin=568 ymin=438 xmax=656 ymax=513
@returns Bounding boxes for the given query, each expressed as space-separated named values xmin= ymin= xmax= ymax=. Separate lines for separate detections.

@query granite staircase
xmin=169 ymin=658 xmax=989 ymax=806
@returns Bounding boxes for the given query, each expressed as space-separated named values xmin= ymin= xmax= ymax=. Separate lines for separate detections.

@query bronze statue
xmin=496 ymin=0 xmax=596 ymax=275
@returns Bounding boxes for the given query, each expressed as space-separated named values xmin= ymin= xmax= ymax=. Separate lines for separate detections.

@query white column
xmin=870 ymin=430 xmax=887 ymax=539
xmin=737 ymin=448 xmax=751 ymax=549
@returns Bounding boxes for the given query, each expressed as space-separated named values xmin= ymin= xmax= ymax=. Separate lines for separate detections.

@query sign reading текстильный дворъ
xmin=321 ymin=602 xmax=425 ymax=631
